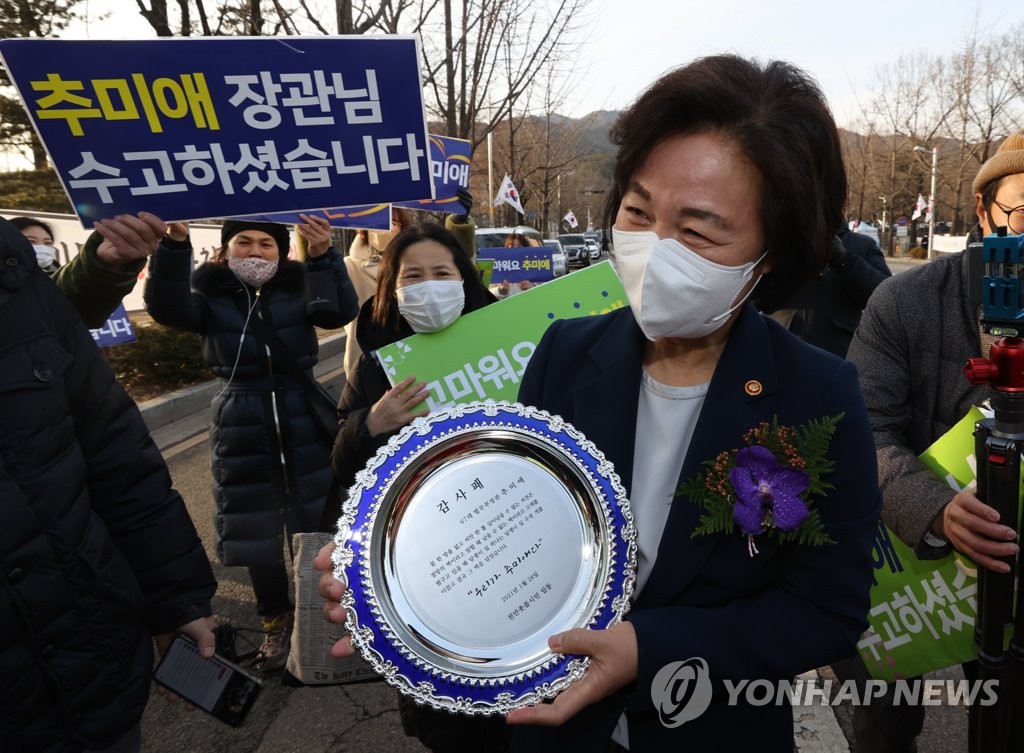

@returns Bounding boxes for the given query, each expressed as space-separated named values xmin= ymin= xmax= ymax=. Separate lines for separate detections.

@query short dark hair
xmin=371 ymin=222 xmax=492 ymax=332
xmin=9 ymin=216 xmax=55 ymax=240
xmin=604 ymin=54 xmax=847 ymax=311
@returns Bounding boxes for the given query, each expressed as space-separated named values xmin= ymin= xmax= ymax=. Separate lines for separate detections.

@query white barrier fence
xmin=931 ymin=235 xmax=968 ymax=254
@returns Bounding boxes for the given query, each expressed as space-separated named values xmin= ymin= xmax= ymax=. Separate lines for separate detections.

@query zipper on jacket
xmin=255 ymin=288 xmax=293 ymax=504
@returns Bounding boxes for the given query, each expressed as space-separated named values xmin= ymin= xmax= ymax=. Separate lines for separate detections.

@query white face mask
xmin=611 ymin=228 xmax=768 ymax=340
xmin=228 ymin=256 xmax=278 ymax=288
xmin=33 ymin=244 xmax=56 ymax=269
xmin=396 ymin=279 xmax=465 ymax=333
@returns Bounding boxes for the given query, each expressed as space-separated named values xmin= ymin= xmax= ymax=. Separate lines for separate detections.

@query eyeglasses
xmin=991 ymin=200 xmax=1024 ymax=235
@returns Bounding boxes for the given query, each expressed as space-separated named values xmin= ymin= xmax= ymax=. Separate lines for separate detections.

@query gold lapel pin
xmin=744 ymin=380 xmax=763 ymax=396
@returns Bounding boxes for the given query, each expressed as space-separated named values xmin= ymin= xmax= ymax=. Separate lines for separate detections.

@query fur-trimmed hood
xmin=190 ymin=258 xmax=306 ymax=296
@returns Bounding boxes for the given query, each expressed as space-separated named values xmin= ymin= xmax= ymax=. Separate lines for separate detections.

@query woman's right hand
xmin=314 ymin=542 xmax=355 ymax=658
xmin=365 ymin=375 xmax=430 ymax=437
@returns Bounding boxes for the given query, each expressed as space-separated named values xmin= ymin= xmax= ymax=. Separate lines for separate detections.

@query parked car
xmin=543 ymin=238 xmax=569 ymax=277
xmin=474 ymin=225 xmax=544 ymax=250
xmin=558 ymin=233 xmax=590 ymax=268
xmin=584 ymin=238 xmax=600 ymax=260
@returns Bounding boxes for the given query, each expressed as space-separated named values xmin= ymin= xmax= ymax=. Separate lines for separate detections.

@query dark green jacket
xmin=52 ymin=231 xmax=145 ymax=328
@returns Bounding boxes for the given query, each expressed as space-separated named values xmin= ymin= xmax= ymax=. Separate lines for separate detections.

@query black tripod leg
xmin=973 ymin=421 xmax=1021 ymax=752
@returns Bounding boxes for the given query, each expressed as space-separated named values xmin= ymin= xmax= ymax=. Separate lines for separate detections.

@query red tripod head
xmin=965 ymin=337 xmax=1024 ymax=392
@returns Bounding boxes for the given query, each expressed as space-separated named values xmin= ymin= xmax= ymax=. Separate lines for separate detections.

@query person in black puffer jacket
xmin=0 ymin=217 xmax=216 ymax=753
xmin=145 ymin=215 xmax=357 ymax=673
xmin=765 ymin=227 xmax=891 ymax=358
xmin=323 ymin=222 xmax=507 ymax=753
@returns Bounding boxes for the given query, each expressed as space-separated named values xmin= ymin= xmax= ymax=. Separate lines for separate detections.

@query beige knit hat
xmin=973 ymin=130 xmax=1024 ymax=194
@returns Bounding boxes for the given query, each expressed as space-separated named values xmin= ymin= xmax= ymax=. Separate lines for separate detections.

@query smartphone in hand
xmin=153 ymin=633 xmax=262 ymax=727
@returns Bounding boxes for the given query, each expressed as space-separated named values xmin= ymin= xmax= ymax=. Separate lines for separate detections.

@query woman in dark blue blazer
xmin=316 ymin=55 xmax=880 ymax=753
xmin=502 ymin=55 xmax=881 ymax=752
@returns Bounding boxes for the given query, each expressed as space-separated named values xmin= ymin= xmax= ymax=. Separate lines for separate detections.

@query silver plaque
xmin=332 ymin=400 xmax=636 ymax=715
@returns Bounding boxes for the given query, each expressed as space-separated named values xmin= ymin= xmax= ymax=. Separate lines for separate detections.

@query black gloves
xmin=827 ymin=236 xmax=847 ymax=272
xmin=453 ymin=188 xmax=474 ymax=223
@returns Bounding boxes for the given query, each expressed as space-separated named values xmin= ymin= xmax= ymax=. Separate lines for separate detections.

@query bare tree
xmin=850 ymin=24 xmax=1024 ymax=244
xmin=134 ymin=0 xmax=174 ymax=35
xmin=414 ymin=0 xmax=588 ymax=148
xmin=0 ymin=0 xmax=94 ymax=168
xmin=860 ymin=51 xmax=955 ymax=249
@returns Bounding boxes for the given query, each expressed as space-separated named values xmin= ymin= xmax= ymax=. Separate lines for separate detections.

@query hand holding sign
xmin=93 ymin=211 xmax=172 ymax=266
xmin=296 ymin=213 xmax=333 ymax=258
xmin=365 ymin=375 xmax=431 ymax=437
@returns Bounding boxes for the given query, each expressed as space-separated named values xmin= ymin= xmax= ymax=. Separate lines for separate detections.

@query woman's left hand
xmin=93 ymin=211 xmax=171 ymax=265
xmin=297 ymin=213 xmax=333 ymax=258
xmin=365 ymin=375 xmax=430 ymax=437
xmin=505 ymin=622 xmax=638 ymax=725
xmin=152 ymin=616 xmax=216 ymax=705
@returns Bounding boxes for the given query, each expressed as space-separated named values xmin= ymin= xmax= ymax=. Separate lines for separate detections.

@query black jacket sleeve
xmin=305 ymin=246 xmax=359 ymax=329
xmin=323 ymin=353 xmax=392 ymax=527
xmin=60 ymin=293 xmax=215 ymax=633
xmin=830 ymin=232 xmax=892 ymax=309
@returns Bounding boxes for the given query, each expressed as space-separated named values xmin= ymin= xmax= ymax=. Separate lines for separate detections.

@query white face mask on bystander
xmin=33 ymin=244 xmax=56 ymax=269
xmin=611 ymin=227 xmax=767 ymax=341
xmin=396 ymin=279 xmax=465 ymax=333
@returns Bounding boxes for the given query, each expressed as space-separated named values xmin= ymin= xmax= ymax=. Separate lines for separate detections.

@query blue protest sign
xmin=232 ymin=203 xmax=392 ymax=230
xmin=395 ymin=135 xmax=471 ymax=213
xmin=232 ymin=133 xmax=471 ymax=229
xmin=0 ymin=36 xmax=433 ymax=226
xmin=89 ymin=304 xmax=137 ymax=347
xmin=477 ymin=247 xmax=555 ymax=284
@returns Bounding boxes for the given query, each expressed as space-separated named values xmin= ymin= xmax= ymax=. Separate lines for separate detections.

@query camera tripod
xmin=965 ymin=335 xmax=1024 ymax=752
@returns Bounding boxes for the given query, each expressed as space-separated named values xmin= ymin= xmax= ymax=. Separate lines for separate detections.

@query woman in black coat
xmin=145 ymin=216 xmax=357 ymax=671
xmin=325 ymin=222 xmax=507 ymax=753
xmin=327 ymin=222 xmax=497 ymax=509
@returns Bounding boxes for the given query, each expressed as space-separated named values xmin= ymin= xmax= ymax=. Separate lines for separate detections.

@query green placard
xmin=859 ymin=406 xmax=1014 ymax=681
xmin=374 ymin=261 xmax=627 ymax=409
xmin=476 ymin=258 xmax=494 ymax=288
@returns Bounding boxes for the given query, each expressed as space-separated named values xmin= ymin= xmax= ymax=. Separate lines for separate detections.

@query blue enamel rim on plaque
xmin=332 ymin=400 xmax=637 ymax=715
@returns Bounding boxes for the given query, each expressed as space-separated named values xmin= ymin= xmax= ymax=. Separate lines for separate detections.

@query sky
xmin=565 ymin=0 xmax=1022 ymax=126
xmin=41 ymin=0 xmax=1024 ymax=129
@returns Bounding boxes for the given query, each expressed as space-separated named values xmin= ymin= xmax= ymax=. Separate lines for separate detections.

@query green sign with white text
xmin=859 ymin=406 xmax=1020 ymax=681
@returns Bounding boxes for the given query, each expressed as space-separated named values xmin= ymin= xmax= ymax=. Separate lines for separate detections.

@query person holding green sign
xmin=845 ymin=132 xmax=1024 ymax=752
xmin=325 ymin=222 xmax=506 ymax=753
xmin=342 ymin=191 xmax=479 ymax=380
